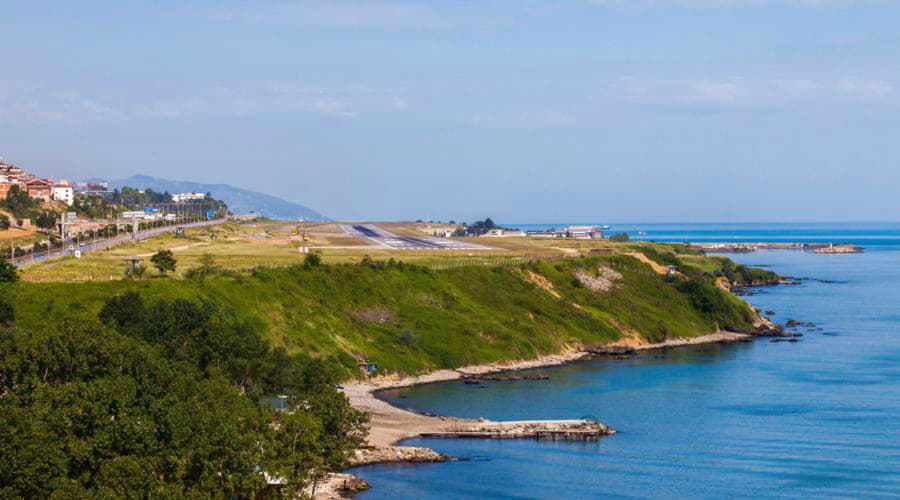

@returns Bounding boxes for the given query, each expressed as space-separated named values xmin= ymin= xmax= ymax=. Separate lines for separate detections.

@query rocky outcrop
xmin=813 ymin=244 xmax=862 ymax=254
xmin=585 ymin=345 xmax=636 ymax=356
xmin=573 ymin=267 xmax=621 ymax=292
xmin=351 ymin=446 xmax=451 ymax=466
xmin=309 ymin=473 xmax=369 ymax=499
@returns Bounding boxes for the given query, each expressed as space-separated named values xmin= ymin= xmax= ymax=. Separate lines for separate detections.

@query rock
xmin=351 ymin=446 xmax=452 ymax=466
xmin=587 ymin=346 xmax=635 ymax=356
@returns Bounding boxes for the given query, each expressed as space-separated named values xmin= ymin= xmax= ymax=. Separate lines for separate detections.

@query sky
xmin=2 ymin=0 xmax=900 ymax=223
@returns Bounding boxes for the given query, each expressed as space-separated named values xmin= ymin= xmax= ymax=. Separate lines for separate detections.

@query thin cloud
xmin=0 ymin=81 xmax=363 ymax=123
xmin=589 ymin=0 xmax=888 ymax=9
xmin=212 ymin=1 xmax=505 ymax=30
xmin=607 ymin=75 xmax=898 ymax=106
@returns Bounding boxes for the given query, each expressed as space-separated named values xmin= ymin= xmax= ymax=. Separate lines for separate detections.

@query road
xmin=11 ymin=218 xmax=226 ymax=267
xmin=340 ymin=224 xmax=497 ymax=251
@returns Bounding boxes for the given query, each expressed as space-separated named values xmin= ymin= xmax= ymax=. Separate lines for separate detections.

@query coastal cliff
xmin=13 ymin=248 xmax=773 ymax=381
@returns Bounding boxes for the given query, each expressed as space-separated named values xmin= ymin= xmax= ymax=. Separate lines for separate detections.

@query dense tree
xmin=0 ymin=257 xmax=16 ymax=325
xmin=150 ymin=250 xmax=177 ymax=275
xmin=0 ymin=256 xmax=18 ymax=284
xmin=0 ymin=214 xmax=9 ymax=230
xmin=609 ymin=232 xmax=630 ymax=242
xmin=34 ymin=211 xmax=56 ymax=230
xmin=2 ymin=294 xmax=368 ymax=497
xmin=0 ymin=186 xmax=38 ymax=220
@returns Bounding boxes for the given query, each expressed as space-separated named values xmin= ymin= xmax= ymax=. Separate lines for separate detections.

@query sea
xmin=352 ymin=223 xmax=900 ymax=499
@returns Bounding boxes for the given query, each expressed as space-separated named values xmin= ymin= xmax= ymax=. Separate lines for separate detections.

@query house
xmin=52 ymin=180 xmax=74 ymax=206
xmin=566 ymin=225 xmax=604 ymax=239
xmin=172 ymin=192 xmax=206 ymax=203
xmin=0 ymin=179 xmax=11 ymax=200
xmin=26 ymin=178 xmax=53 ymax=202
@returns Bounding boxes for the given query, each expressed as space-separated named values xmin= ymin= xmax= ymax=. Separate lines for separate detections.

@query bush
xmin=609 ymin=233 xmax=629 ymax=242
xmin=185 ymin=253 xmax=222 ymax=280
xmin=303 ymin=251 xmax=322 ymax=269
xmin=394 ymin=328 xmax=419 ymax=349
xmin=0 ymin=256 xmax=19 ymax=284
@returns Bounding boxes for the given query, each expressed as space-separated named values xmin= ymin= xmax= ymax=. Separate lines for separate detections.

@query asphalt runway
xmin=341 ymin=224 xmax=497 ymax=251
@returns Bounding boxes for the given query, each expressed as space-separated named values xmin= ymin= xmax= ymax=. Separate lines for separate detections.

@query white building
xmin=566 ymin=225 xmax=604 ymax=239
xmin=172 ymin=192 xmax=206 ymax=203
xmin=52 ymin=180 xmax=75 ymax=206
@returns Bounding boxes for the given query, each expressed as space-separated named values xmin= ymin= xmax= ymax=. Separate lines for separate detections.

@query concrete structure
xmin=172 ymin=192 xmax=206 ymax=203
xmin=566 ymin=225 xmax=604 ymax=239
xmin=52 ymin=180 xmax=74 ymax=205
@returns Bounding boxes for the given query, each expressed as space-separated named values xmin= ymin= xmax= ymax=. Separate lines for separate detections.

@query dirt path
xmin=134 ymin=241 xmax=210 ymax=257
xmin=621 ymin=251 xmax=669 ymax=274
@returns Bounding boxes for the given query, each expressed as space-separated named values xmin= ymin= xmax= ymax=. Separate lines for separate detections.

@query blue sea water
xmin=352 ymin=224 xmax=900 ymax=499
xmin=510 ymin=222 xmax=900 ymax=247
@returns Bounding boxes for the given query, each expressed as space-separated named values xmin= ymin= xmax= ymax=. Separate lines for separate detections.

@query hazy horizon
xmin=3 ymin=1 xmax=899 ymax=223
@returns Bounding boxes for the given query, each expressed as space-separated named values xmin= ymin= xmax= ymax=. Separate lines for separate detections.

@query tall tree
xmin=150 ymin=250 xmax=177 ymax=275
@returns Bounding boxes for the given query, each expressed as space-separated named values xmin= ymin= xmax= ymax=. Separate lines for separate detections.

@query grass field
xmin=16 ymin=220 xmax=755 ymax=282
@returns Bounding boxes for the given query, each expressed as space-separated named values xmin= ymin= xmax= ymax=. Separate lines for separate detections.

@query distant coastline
xmin=691 ymin=242 xmax=863 ymax=254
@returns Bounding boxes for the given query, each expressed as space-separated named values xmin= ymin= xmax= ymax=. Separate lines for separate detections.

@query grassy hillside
xmin=12 ymin=250 xmax=763 ymax=380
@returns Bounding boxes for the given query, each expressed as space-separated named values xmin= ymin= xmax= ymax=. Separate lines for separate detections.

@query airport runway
xmin=340 ymin=224 xmax=497 ymax=251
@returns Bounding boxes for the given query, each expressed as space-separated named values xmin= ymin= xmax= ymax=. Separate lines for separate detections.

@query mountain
xmin=109 ymin=175 xmax=328 ymax=220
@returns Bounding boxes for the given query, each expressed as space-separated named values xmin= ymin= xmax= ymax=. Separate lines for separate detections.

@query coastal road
xmin=11 ymin=218 xmax=226 ymax=267
xmin=340 ymin=224 xmax=497 ymax=251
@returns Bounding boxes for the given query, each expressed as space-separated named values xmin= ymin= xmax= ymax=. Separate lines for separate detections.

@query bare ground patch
xmin=351 ymin=306 xmax=396 ymax=324
xmin=523 ymin=270 xmax=561 ymax=299
xmin=621 ymin=252 xmax=668 ymax=274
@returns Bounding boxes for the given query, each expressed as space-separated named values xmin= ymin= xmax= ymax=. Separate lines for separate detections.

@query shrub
xmin=303 ymin=251 xmax=322 ymax=269
xmin=609 ymin=232 xmax=629 ymax=242
xmin=394 ymin=328 xmax=419 ymax=349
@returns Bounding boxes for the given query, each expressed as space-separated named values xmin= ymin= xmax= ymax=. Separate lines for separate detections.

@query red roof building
xmin=26 ymin=178 xmax=53 ymax=202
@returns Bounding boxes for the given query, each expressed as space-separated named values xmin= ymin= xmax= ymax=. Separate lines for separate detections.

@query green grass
xmin=12 ymin=252 xmax=760 ymax=380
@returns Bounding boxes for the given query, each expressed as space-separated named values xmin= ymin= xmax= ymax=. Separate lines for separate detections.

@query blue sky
xmin=2 ymin=1 xmax=899 ymax=222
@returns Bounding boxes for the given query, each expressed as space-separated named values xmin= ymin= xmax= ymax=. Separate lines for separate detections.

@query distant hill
xmin=109 ymin=175 xmax=328 ymax=220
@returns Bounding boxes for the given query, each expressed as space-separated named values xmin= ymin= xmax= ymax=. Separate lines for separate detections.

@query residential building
xmin=52 ymin=180 xmax=75 ymax=205
xmin=172 ymin=192 xmax=206 ymax=203
xmin=26 ymin=178 xmax=53 ymax=202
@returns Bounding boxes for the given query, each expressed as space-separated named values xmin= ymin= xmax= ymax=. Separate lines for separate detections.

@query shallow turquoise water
xmin=353 ymin=233 xmax=900 ymax=499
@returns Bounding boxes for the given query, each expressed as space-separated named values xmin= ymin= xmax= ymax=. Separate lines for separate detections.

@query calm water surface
xmin=354 ymin=227 xmax=900 ymax=499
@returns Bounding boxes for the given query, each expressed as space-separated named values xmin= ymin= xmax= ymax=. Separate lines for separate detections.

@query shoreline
xmin=342 ymin=330 xmax=750 ymax=449
xmin=692 ymin=241 xmax=863 ymax=254
xmin=325 ymin=328 xmax=778 ymax=498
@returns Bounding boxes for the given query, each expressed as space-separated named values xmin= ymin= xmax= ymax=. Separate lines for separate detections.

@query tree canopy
xmin=1 ymin=293 xmax=368 ymax=497
xmin=150 ymin=250 xmax=177 ymax=275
